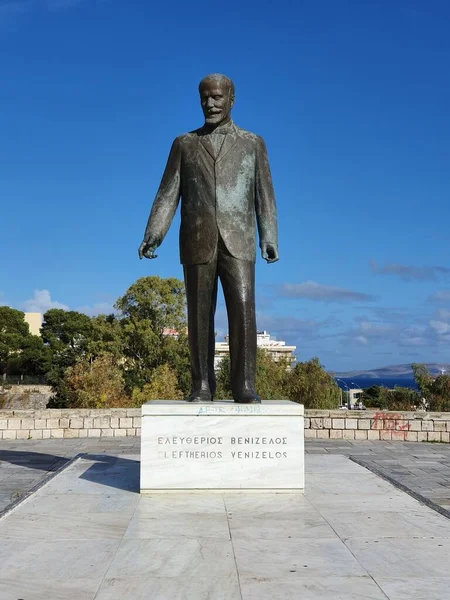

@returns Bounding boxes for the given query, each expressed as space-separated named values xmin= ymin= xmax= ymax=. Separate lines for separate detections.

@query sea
xmin=337 ymin=377 xmax=417 ymax=390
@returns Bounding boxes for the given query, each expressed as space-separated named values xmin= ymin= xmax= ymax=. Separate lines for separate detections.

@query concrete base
xmin=140 ymin=400 xmax=304 ymax=492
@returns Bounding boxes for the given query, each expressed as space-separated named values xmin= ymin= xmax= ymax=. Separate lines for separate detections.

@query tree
xmin=378 ymin=386 xmax=420 ymax=411
xmin=215 ymin=354 xmax=232 ymax=399
xmin=131 ymin=363 xmax=183 ymax=405
xmin=0 ymin=307 xmax=47 ymax=381
xmin=412 ymin=363 xmax=434 ymax=399
xmin=218 ymin=355 xmax=341 ymax=406
xmin=255 ymin=350 xmax=290 ymax=400
xmin=41 ymin=309 xmax=93 ymax=352
xmin=42 ymin=309 xmax=94 ymax=406
xmin=0 ymin=276 xmax=193 ymax=403
xmin=287 ymin=358 xmax=340 ymax=409
xmin=12 ymin=335 xmax=48 ymax=379
xmin=215 ymin=348 xmax=290 ymax=400
xmin=64 ymin=353 xmax=129 ymax=408
xmin=115 ymin=276 xmax=186 ymax=334
xmin=0 ymin=307 xmax=31 ymax=376
xmin=115 ymin=276 xmax=189 ymax=392
xmin=159 ymin=331 xmax=191 ymax=397
xmin=89 ymin=314 xmax=124 ymax=359
xmin=412 ymin=363 xmax=450 ymax=411
xmin=429 ymin=375 xmax=450 ymax=411
xmin=360 ymin=385 xmax=383 ymax=408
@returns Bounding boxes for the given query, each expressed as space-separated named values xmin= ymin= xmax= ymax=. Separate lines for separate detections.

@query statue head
xmin=199 ymin=73 xmax=235 ymax=126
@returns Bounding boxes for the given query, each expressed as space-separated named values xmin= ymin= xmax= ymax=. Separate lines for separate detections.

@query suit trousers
xmin=183 ymin=237 xmax=257 ymax=399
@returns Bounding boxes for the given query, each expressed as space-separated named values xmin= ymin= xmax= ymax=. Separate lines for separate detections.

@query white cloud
xmin=436 ymin=309 xmax=450 ymax=321
xmin=18 ymin=290 xmax=117 ymax=317
xmin=21 ymin=289 xmax=68 ymax=313
xmin=370 ymin=260 xmax=450 ymax=282
xmin=341 ymin=317 xmax=428 ymax=350
xmin=358 ymin=321 xmax=395 ymax=336
xmin=430 ymin=320 xmax=450 ymax=335
xmin=280 ymin=281 xmax=376 ymax=303
xmin=429 ymin=290 xmax=450 ymax=303
xmin=256 ymin=313 xmax=341 ymax=348
xmin=405 ymin=336 xmax=428 ymax=347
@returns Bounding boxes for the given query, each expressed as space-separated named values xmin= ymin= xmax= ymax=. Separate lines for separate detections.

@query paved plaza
xmin=1 ymin=438 xmax=450 ymax=517
xmin=1 ymin=439 xmax=450 ymax=599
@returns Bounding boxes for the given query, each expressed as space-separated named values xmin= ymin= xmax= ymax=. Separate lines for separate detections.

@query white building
xmin=24 ymin=312 xmax=43 ymax=336
xmin=214 ymin=330 xmax=296 ymax=371
xmin=348 ymin=388 xmax=364 ymax=407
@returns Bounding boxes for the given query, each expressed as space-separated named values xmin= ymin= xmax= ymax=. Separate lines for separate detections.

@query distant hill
xmin=335 ymin=363 xmax=450 ymax=380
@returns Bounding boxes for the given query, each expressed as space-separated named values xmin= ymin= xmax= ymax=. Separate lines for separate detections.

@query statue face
xmin=200 ymin=79 xmax=234 ymax=125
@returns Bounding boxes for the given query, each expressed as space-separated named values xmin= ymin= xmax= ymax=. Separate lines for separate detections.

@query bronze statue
xmin=139 ymin=74 xmax=278 ymax=403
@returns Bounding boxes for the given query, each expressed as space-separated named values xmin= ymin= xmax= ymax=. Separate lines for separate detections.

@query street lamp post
xmin=350 ymin=382 xmax=362 ymax=408
xmin=336 ymin=378 xmax=350 ymax=409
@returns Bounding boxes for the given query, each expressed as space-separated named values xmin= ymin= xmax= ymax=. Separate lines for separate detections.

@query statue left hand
xmin=138 ymin=240 xmax=158 ymax=259
xmin=261 ymin=243 xmax=279 ymax=263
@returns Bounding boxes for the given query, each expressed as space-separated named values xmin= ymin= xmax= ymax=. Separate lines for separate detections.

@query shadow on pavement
xmin=0 ymin=450 xmax=69 ymax=472
xmin=0 ymin=451 xmax=140 ymax=493
xmin=79 ymin=454 xmax=140 ymax=494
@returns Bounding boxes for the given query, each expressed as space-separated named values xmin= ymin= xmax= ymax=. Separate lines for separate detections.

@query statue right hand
xmin=138 ymin=240 xmax=158 ymax=259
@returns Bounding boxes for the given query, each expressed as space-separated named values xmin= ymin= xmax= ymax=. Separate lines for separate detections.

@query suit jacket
xmin=143 ymin=121 xmax=278 ymax=265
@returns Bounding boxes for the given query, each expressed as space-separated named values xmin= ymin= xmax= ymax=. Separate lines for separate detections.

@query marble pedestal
xmin=140 ymin=400 xmax=304 ymax=492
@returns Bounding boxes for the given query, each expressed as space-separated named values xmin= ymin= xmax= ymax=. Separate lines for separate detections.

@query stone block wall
xmin=0 ymin=409 xmax=141 ymax=440
xmin=0 ymin=392 xmax=51 ymax=411
xmin=304 ymin=410 xmax=450 ymax=442
xmin=6 ymin=385 xmax=53 ymax=394
xmin=0 ymin=408 xmax=449 ymax=442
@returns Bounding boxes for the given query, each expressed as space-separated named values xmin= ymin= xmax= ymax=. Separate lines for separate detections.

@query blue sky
xmin=1 ymin=0 xmax=450 ymax=371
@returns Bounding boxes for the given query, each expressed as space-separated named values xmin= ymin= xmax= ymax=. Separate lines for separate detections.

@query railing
xmin=1 ymin=375 xmax=48 ymax=386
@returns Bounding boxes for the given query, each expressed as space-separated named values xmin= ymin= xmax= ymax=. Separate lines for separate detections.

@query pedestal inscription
xmin=140 ymin=400 xmax=304 ymax=492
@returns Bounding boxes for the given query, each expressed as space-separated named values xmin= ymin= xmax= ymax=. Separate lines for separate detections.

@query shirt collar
xmin=202 ymin=120 xmax=234 ymax=135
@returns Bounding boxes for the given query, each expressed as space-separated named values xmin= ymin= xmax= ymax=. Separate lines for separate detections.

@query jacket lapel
xmin=197 ymin=123 xmax=239 ymax=163
xmin=198 ymin=135 xmax=216 ymax=162
xmin=216 ymin=124 xmax=238 ymax=163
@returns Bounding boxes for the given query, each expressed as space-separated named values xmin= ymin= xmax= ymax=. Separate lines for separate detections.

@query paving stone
xmin=0 ymin=441 xmax=449 ymax=598
xmin=1 ymin=437 xmax=450 ymax=517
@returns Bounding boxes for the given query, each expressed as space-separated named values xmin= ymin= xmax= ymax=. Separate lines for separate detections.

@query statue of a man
xmin=139 ymin=74 xmax=278 ymax=403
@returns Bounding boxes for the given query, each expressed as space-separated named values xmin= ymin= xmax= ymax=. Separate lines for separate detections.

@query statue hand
xmin=261 ymin=243 xmax=279 ymax=263
xmin=138 ymin=240 xmax=158 ymax=260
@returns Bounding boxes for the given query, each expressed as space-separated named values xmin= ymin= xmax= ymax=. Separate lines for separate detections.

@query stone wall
xmin=5 ymin=385 xmax=53 ymax=394
xmin=304 ymin=409 xmax=450 ymax=442
xmin=0 ymin=392 xmax=51 ymax=411
xmin=0 ymin=408 xmax=449 ymax=442
xmin=0 ymin=385 xmax=54 ymax=410
xmin=0 ymin=409 xmax=141 ymax=440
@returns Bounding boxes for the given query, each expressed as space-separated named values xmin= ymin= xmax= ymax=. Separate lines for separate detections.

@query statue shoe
xmin=186 ymin=390 xmax=212 ymax=402
xmin=234 ymin=392 xmax=261 ymax=404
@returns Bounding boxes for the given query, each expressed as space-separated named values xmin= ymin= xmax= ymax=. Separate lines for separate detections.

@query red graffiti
xmin=371 ymin=412 xmax=411 ymax=433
